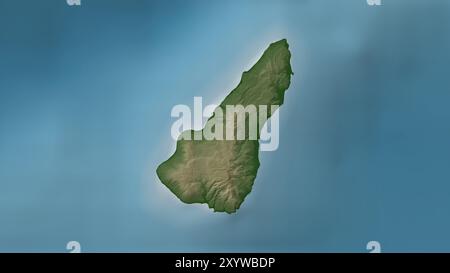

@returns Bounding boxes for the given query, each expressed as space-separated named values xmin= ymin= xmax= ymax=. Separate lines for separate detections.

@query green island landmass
xmin=157 ymin=39 xmax=293 ymax=213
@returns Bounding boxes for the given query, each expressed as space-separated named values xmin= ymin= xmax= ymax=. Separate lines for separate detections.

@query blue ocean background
xmin=1 ymin=0 xmax=450 ymax=252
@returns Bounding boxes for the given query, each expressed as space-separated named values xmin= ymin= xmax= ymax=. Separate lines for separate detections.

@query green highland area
xmin=157 ymin=39 xmax=293 ymax=213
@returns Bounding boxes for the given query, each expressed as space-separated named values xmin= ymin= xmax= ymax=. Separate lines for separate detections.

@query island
xmin=157 ymin=39 xmax=293 ymax=213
